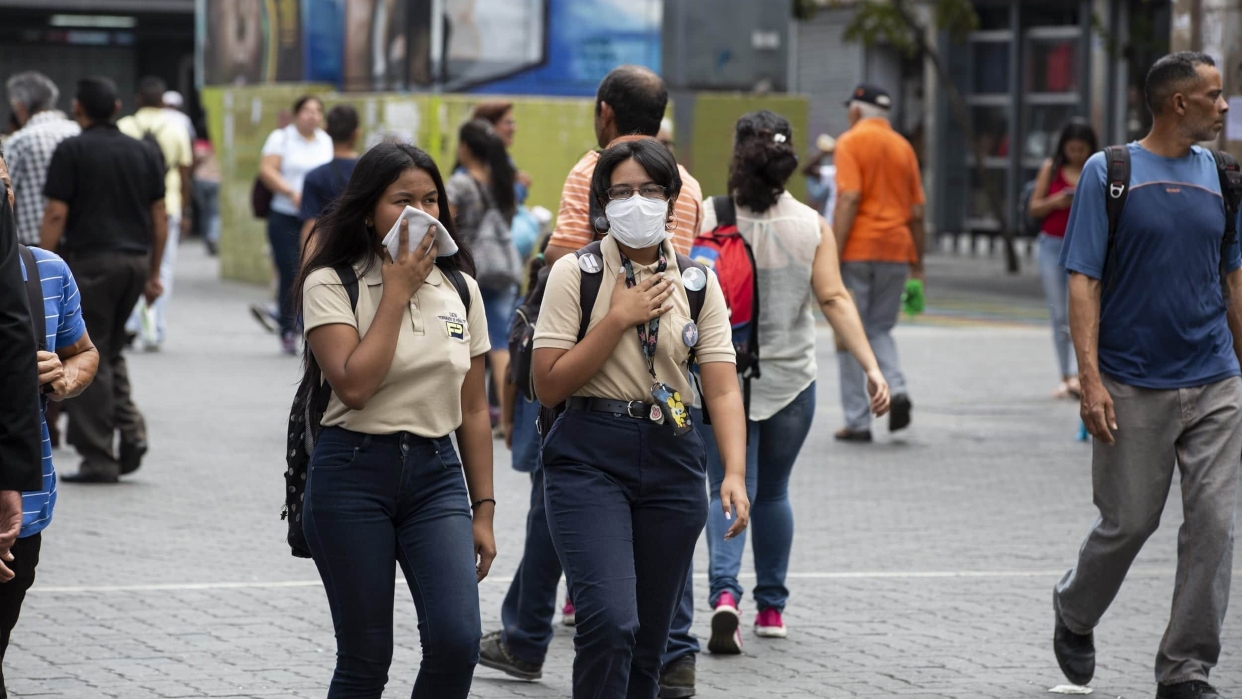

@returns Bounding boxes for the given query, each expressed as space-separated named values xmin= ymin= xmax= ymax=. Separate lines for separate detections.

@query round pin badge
xmin=649 ymin=404 xmax=664 ymax=423
xmin=682 ymin=321 xmax=699 ymax=347
xmin=578 ymin=253 xmax=602 ymax=274
xmin=682 ymin=267 xmax=706 ymax=292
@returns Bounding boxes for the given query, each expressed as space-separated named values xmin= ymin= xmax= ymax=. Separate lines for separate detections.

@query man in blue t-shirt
xmin=298 ymin=104 xmax=359 ymax=249
xmin=1053 ymin=52 xmax=1242 ymax=699
xmin=4 ymin=245 xmax=96 ymax=694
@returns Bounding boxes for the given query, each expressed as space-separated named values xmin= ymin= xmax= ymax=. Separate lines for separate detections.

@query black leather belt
xmin=565 ymin=396 xmax=652 ymax=420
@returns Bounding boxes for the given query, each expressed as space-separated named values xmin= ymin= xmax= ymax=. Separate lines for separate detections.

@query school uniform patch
xmin=439 ymin=312 xmax=467 ymax=340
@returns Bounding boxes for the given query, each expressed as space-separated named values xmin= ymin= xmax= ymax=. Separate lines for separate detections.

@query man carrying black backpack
xmin=1053 ymin=52 xmax=1242 ymax=699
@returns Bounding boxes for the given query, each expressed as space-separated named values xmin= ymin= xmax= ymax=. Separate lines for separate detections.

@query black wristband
xmin=471 ymin=498 xmax=496 ymax=510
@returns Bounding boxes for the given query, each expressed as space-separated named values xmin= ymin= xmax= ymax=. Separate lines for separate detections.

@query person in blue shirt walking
xmin=298 ymin=104 xmax=360 ymax=252
xmin=1053 ymin=52 xmax=1242 ymax=699
xmin=4 ymin=244 xmax=96 ymax=697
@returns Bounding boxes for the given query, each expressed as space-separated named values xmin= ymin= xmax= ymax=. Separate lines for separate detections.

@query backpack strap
xmin=1213 ymin=150 xmax=1242 ymax=281
xmin=675 ymin=253 xmax=707 ymax=323
xmin=17 ymin=245 xmax=46 ymax=354
xmin=313 ymin=264 xmax=362 ymax=414
xmin=711 ymin=196 xmax=737 ymax=228
xmin=1103 ymin=145 xmax=1131 ymax=289
xmin=574 ymin=241 xmax=605 ymax=341
xmin=441 ymin=266 xmax=473 ymax=313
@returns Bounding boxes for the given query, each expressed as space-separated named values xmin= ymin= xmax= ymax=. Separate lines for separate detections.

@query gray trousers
xmin=1055 ymin=375 xmax=1242 ymax=685
xmin=837 ymin=262 xmax=909 ymax=430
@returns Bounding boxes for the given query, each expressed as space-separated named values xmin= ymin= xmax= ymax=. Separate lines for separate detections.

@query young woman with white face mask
xmin=531 ymin=138 xmax=750 ymax=698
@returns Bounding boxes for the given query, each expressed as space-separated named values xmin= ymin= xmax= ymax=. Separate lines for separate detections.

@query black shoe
xmin=889 ymin=394 xmax=912 ymax=432
xmin=119 ymin=440 xmax=148 ymax=475
xmin=658 ymin=654 xmax=696 ymax=699
xmin=1157 ymin=681 xmax=1223 ymax=699
xmin=834 ymin=428 xmax=873 ymax=443
xmin=478 ymin=630 xmax=542 ymax=681
xmin=61 ymin=470 xmax=120 ymax=484
xmin=1053 ymin=594 xmax=1095 ymax=686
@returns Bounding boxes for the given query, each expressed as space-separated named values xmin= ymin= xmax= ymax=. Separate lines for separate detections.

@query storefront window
xmin=972 ymin=41 xmax=1010 ymax=94
xmin=1025 ymin=36 xmax=1078 ymax=93
xmin=970 ymin=105 xmax=1010 ymax=160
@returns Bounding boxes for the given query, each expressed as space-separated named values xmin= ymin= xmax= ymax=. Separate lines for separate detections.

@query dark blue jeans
xmin=303 ymin=427 xmax=481 ymax=699
xmin=267 ymin=211 xmax=301 ymax=337
xmin=696 ymin=383 xmax=816 ymax=612
xmin=500 ymin=468 xmax=563 ymax=665
xmin=542 ymin=409 xmax=708 ymax=699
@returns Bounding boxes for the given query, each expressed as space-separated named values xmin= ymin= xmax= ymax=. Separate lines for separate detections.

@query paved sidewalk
xmin=8 ymin=244 xmax=1240 ymax=698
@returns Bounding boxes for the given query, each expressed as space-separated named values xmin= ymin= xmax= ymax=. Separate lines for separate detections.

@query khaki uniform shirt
xmin=534 ymin=236 xmax=735 ymax=403
xmin=302 ymin=259 xmax=490 ymax=438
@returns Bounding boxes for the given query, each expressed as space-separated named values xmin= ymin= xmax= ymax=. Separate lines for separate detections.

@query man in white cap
xmin=803 ymin=133 xmax=837 ymax=221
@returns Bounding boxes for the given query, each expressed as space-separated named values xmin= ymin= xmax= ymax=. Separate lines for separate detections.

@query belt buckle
xmin=625 ymin=401 xmax=646 ymax=419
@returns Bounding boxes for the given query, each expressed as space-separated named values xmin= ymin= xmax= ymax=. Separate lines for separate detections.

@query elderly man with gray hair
xmin=5 ymin=72 xmax=80 ymax=246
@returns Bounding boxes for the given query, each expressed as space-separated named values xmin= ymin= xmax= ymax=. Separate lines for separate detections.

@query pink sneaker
xmin=754 ymin=608 xmax=787 ymax=638
xmin=708 ymin=592 xmax=742 ymax=655
xmin=562 ymin=599 xmax=576 ymax=626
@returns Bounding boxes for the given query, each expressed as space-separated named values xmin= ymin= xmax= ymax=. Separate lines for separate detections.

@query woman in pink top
xmin=1028 ymin=119 xmax=1097 ymax=398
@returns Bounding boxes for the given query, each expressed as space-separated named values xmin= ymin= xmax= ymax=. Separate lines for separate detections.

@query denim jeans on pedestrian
xmin=838 ymin=262 xmax=908 ymax=431
xmin=510 ymin=395 xmax=541 ymax=475
xmin=542 ymin=409 xmax=707 ymax=698
xmin=303 ymin=427 xmax=481 ymax=699
xmin=500 ymin=467 xmax=564 ymax=665
xmin=194 ymin=179 xmax=221 ymax=247
xmin=268 ymin=211 xmax=302 ymax=337
xmin=1037 ymin=233 xmax=1078 ymax=379
xmin=695 ymin=383 xmax=816 ymax=613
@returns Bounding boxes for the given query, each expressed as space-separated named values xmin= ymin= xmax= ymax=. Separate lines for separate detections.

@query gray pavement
xmin=8 ymin=244 xmax=1241 ymax=698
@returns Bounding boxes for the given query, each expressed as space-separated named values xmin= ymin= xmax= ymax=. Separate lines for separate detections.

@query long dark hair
xmin=459 ymin=119 xmax=516 ymax=224
xmin=1051 ymin=118 xmax=1099 ymax=173
xmin=294 ymin=142 xmax=474 ymax=315
xmin=728 ymin=110 xmax=798 ymax=213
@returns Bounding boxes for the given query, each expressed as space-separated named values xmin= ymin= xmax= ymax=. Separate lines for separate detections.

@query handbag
xmin=469 ymin=180 xmax=522 ymax=290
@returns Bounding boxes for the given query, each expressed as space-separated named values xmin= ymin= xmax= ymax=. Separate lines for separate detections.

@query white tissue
xmin=381 ymin=206 xmax=459 ymax=260
xmin=1048 ymin=685 xmax=1093 ymax=695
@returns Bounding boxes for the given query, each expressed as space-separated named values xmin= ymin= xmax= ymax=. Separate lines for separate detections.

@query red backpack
xmin=691 ymin=196 xmax=761 ymax=411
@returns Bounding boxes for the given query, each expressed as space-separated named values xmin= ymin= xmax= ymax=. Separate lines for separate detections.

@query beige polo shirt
xmin=534 ymin=235 xmax=735 ymax=403
xmin=302 ymin=258 xmax=490 ymax=438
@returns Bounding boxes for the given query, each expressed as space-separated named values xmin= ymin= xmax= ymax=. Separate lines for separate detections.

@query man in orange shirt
xmin=544 ymin=65 xmax=702 ymax=264
xmin=833 ymin=84 xmax=925 ymax=442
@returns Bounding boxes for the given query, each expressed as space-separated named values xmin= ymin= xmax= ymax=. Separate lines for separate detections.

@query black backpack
xmin=533 ymin=240 xmax=709 ymax=437
xmin=140 ymin=122 xmax=169 ymax=175
xmin=1018 ymin=178 xmax=1043 ymax=237
xmin=1102 ymin=145 xmax=1242 ymax=290
xmin=508 ymin=263 xmax=551 ymax=402
xmin=282 ymin=263 xmax=472 ymax=558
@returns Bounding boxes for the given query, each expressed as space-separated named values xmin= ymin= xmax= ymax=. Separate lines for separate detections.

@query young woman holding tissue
xmin=294 ymin=142 xmax=495 ymax=699
xmin=531 ymin=138 xmax=750 ymax=698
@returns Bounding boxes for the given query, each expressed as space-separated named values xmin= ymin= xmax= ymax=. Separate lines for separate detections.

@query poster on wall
xmin=200 ymin=0 xmax=304 ymax=85
xmin=199 ymin=0 xmax=659 ymax=97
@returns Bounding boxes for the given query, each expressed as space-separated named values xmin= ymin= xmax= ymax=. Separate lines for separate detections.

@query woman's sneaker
xmin=754 ymin=608 xmax=787 ymax=638
xmin=562 ymin=599 xmax=576 ymax=626
xmin=708 ymin=592 xmax=743 ymax=655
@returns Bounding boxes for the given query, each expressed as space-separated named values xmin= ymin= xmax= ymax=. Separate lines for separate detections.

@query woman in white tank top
xmin=695 ymin=111 xmax=890 ymax=650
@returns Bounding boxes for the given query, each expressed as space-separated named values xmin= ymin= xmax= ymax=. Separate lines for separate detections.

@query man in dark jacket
xmin=0 ymin=147 xmax=44 ymax=583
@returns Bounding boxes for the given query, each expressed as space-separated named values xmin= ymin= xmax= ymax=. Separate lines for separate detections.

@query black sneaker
xmin=478 ymin=630 xmax=542 ymax=681
xmin=889 ymin=394 xmax=912 ymax=432
xmin=1157 ymin=681 xmax=1223 ymax=699
xmin=1053 ymin=594 xmax=1094 ymax=686
xmin=658 ymin=654 xmax=696 ymax=698
xmin=119 ymin=440 xmax=148 ymax=476
xmin=833 ymin=428 xmax=873 ymax=443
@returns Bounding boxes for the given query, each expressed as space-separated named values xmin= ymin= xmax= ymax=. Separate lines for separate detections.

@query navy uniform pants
xmin=542 ymin=408 xmax=708 ymax=699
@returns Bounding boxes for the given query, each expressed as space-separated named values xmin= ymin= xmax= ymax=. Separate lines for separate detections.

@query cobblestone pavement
xmin=9 ymin=245 xmax=1241 ymax=698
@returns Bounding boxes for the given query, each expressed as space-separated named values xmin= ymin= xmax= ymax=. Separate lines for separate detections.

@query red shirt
xmin=1042 ymin=168 xmax=1073 ymax=238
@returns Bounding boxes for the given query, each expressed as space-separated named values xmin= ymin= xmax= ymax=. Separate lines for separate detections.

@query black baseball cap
xmin=845 ymin=83 xmax=892 ymax=109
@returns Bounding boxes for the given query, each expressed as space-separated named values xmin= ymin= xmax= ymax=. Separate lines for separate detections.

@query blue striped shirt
xmin=17 ymin=248 xmax=85 ymax=538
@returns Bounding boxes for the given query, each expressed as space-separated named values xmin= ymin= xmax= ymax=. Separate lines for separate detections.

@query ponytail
xmin=728 ymin=110 xmax=799 ymax=213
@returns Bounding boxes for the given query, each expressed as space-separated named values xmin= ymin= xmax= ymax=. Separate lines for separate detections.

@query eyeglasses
xmin=606 ymin=185 xmax=668 ymax=201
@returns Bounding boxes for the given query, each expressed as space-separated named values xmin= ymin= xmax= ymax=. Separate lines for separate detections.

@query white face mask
xmin=605 ymin=195 xmax=670 ymax=250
